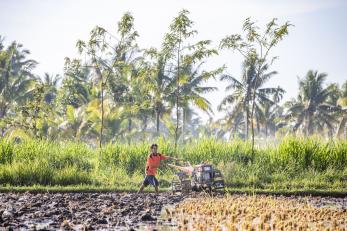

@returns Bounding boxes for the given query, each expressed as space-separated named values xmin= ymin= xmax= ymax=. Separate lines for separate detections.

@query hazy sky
xmin=1 ymin=0 xmax=346 ymax=121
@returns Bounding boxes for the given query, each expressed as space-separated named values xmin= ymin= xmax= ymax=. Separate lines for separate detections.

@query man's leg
xmin=153 ymin=176 xmax=159 ymax=194
xmin=138 ymin=176 xmax=149 ymax=194
xmin=138 ymin=184 xmax=146 ymax=193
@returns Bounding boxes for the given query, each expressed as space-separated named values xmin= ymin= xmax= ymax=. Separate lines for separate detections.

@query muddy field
xmin=0 ymin=192 xmax=186 ymax=230
xmin=1 ymin=192 xmax=347 ymax=230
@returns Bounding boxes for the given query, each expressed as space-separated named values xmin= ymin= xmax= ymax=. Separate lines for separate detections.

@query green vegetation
xmin=0 ymin=137 xmax=346 ymax=192
xmin=1 ymin=11 xmax=345 ymax=148
xmin=1 ymin=10 xmax=346 ymax=194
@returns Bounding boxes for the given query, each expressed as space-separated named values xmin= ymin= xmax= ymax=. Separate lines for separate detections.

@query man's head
xmin=150 ymin=144 xmax=158 ymax=154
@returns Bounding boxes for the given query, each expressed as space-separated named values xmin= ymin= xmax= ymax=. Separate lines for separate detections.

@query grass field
xmin=0 ymin=137 xmax=346 ymax=193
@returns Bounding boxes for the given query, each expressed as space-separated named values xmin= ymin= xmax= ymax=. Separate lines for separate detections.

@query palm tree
xmin=196 ymin=117 xmax=226 ymax=139
xmin=59 ymin=105 xmax=92 ymax=141
xmin=218 ymin=59 xmax=283 ymax=139
xmin=258 ymin=100 xmax=284 ymax=138
xmin=255 ymin=86 xmax=284 ymax=138
xmin=120 ymin=62 xmax=152 ymax=144
xmin=285 ymin=70 xmax=338 ymax=136
xmin=177 ymin=62 xmax=218 ymax=141
xmin=162 ymin=10 xmax=219 ymax=147
xmin=0 ymin=39 xmax=37 ymax=119
xmin=41 ymin=73 xmax=61 ymax=105
xmin=61 ymin=58 xmax=92 ymax=108
xmin=336 ymin=81 xmax=347 ymax=139
xmin=0 ymin=38 xmax=37 ymax=136
xmin=145 ymin=48 xmax=173 ymax=136
xmin=213 ymin=113 xmax=244 ymax=140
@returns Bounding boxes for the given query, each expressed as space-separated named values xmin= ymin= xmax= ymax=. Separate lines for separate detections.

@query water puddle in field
xmin=137 ymin=205 xmax=178 ymax=231
xmin=24 ymin=220 xmax=56 ymax=230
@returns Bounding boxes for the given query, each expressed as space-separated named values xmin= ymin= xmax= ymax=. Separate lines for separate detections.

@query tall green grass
xmin=0 ymin=136 xmax=346 ymax=190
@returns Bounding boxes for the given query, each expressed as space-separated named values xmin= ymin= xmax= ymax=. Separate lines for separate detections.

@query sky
xmin=1 ymin=0 xmax=347 ymax=122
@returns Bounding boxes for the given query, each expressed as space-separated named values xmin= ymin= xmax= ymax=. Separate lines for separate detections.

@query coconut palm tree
xmin=214 ymin=112 xmax=245 ymax=140
xmin=61 ymin=58 xmax=92 ymax=108
xmin=145 ymin=48 xmax=173 ymax=136
xmin=336 ymin=81 xmax=347 ymax=139
xmin=218 ymin=59 xmax=283 ymax=139
xmin=257 ymin=100 xmax=284 ymax=138
xmin=41 ymin=73 xmax=61 ymax=105
xmin=59 ymin=105 xmax=92 ymax=141
xmin=0 ymin=39 xmax=37 ymax=119
xmin=285 ymin=70 xmax=338 ymax=136
xmin=255 ymin=86 xmax=285 ymax=138
xmin=0 ymin=38 xmax=38 ymax=136
xmin=178 ymin=61 xmax=220 ymax=141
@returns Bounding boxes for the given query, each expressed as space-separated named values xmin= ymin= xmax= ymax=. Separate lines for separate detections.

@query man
xmin=137 ymin=143 xmax=182 ymax=194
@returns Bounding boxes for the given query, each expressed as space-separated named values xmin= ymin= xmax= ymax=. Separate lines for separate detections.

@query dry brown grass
xmin=165 ymin=195 xmax=347 ymax=231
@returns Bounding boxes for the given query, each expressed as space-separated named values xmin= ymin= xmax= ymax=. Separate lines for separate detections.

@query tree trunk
xmin=0 ymin=105 xmax=7 ymax=119
xmin=142 ymin=115 xmax=148 ymax=141
xmin=92 ymin=59 xmax=104 ymax=149
xmin=244 ymin=105 xmax=249 ymax=140
xmin=156 ymin=109 xmax=160 ymax=135
xmin=250 ymin=72 xmax=258 ymax=160
xmin=182 ymin=107 xmax=185 ymax=144
xmin=175 ymin=35 xmax=181 ymax=149
xmin=336 ymin=117 xmax=346 ymax=138
xmin=265 ymin=123 xmax=268 ymax=139
xmin=0 ymin=105 xmax=7 ymax=137
xmin=100 ymin=80 xmax=104 ymax=149
xmin=250 ymin=97 xmax=255 ymax=159
xmin=328 ymin=128 xmax=333 ymax=139
xmin=33 ymin=105 xmax=40 ymax=139
xmin=75 ymin=124 xmax=79 ymax=141
xmin=307 ymin=112 xmax=313 ymax=136
xmin=127 ymin=117 xmax=132 ymax=145
xmin=256 ymin=116 xmax=260 ymax=135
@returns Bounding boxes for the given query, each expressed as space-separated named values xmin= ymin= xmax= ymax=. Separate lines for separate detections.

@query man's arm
xmin=162 ymin=155 xmax=183 ymax=161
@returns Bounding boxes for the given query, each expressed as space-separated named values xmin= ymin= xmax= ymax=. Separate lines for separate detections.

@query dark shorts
xmin=143 ymin=175 xmax=159 ymax=187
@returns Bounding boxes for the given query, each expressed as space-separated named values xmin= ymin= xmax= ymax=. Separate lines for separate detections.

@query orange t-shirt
xmin=145 ymin=153 xmax=168 ymax=176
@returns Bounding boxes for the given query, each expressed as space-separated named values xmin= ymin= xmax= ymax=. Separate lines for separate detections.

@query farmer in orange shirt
xmin=137 ymin=144 xmax=182 ymax=194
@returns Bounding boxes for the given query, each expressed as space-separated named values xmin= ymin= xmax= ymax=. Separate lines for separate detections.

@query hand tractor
xmin=168 ymin=162 xmax=225 ymax=193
